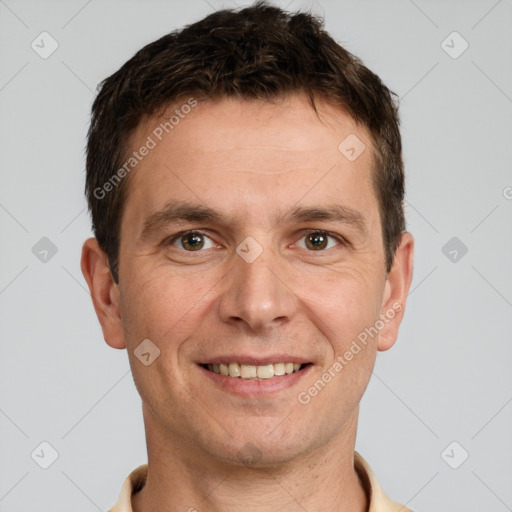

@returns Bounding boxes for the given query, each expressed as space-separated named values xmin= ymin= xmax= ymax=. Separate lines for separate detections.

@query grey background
xmin=1 ymin=0 xmax=511 ymax=510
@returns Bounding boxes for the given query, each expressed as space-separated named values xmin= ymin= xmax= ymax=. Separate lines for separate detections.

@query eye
xmin=171 ymin=231 xmax=216 ymax=251
xmin=296 ymin=231 xmax=341 ymax=251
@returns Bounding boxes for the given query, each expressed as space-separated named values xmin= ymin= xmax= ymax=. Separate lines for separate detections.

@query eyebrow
xmin=284 ymin=204 xmax=367 ymax=234
xmin=139 ymin=201 xmax=367 ymax=242
xmin=140 ymin=201 xmax=222 ymax=242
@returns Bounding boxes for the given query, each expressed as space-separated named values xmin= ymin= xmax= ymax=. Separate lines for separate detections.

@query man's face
xmin=106 ymin=95 xmax=407 ymax=465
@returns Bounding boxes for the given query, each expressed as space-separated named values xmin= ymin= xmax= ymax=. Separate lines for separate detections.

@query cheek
xmin=119 ymin=268 xmax=216 ymax=348
xmin=297 ymin=265 xmax=383 ymax=348
xmin=119 ymin=271 xmax=215 ymax=410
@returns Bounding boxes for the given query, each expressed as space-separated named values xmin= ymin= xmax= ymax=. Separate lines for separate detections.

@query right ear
xmin=80 ymin=238 xmax=126 ymax=349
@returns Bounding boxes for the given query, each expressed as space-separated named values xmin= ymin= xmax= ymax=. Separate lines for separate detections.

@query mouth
xmin=200 ymin=362 xmax=311 ymax=380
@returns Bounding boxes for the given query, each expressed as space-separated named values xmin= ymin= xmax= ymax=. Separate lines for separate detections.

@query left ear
xmin=377 ymin=231 xmax=414 ymax=351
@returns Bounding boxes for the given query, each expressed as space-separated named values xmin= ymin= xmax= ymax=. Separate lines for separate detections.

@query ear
xmin=80 ymin=238 xmax=126 ymax=349
xmin=377 ymin=232 xmax=414 ymax=352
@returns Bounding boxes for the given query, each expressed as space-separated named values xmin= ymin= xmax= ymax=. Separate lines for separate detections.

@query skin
xmin=81 ymin=94 xmax=414 ymax=512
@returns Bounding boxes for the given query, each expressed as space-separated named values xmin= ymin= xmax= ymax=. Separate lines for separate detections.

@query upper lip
xmin=200 ymin=354 xmax=312 ymax=366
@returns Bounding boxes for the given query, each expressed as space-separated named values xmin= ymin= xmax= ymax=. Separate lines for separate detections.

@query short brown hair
xmin=86 ymin=1 xmax=405 ymax=283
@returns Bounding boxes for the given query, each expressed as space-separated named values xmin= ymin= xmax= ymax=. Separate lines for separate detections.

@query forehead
xmin=122 ymin=94 xmax=378 ymax=228
xmin=133 ymin=94 xmax=372 ymax=162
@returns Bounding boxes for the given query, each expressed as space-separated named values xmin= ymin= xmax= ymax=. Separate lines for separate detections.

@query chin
xmin=201 ymin=422 xmax=317 ymax=469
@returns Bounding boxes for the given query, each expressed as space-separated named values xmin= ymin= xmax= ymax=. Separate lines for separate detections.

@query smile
xmin=203 ymin=362 xmax=308 ymax=380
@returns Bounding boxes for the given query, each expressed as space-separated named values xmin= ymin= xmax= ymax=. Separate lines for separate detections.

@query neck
xmin=132 ymin=411 xmax=368 ymax=512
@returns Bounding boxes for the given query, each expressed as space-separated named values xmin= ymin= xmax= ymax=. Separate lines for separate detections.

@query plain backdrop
xmin=0 ymin=0 xmax=511 ymax=511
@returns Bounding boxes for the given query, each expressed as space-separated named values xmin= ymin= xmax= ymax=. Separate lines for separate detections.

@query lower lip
xmin=198 ymin=364 xmax=312 ymax=396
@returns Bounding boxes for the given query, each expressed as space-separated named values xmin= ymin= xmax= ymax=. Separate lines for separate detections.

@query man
xmin=81 ymin=2 xmax=414 ymax=511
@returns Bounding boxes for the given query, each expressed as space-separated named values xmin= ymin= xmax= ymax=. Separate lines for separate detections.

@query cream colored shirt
xmin=110 ymin=452 xmax=411 ymax=512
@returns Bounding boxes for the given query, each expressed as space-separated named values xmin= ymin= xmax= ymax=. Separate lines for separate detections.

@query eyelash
xmin=167 ymin=230 xmax=347 ymax=252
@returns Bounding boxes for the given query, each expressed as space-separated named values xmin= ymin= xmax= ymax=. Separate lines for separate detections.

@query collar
xmin=110 ymin=452 xmax=410 ymax=512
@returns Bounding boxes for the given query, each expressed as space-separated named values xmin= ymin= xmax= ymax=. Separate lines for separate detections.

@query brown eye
xmin=182 ymin=233 xmax=204 ymax=250
xmin=305 ymin=232 xmax=328 ymax=250
xmin=297 ymin=231 xmax=340 ymax=251
xmin=172 ymin=232 xmax=214 ymax=251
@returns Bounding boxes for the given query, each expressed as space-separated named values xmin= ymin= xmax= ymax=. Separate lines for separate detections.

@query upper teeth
xmin=207 ymin=362 xmax=302 ymax=379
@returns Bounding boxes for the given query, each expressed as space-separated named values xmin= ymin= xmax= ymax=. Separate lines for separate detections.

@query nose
xmin=217 ymin=248 xmax=297 ymax=332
